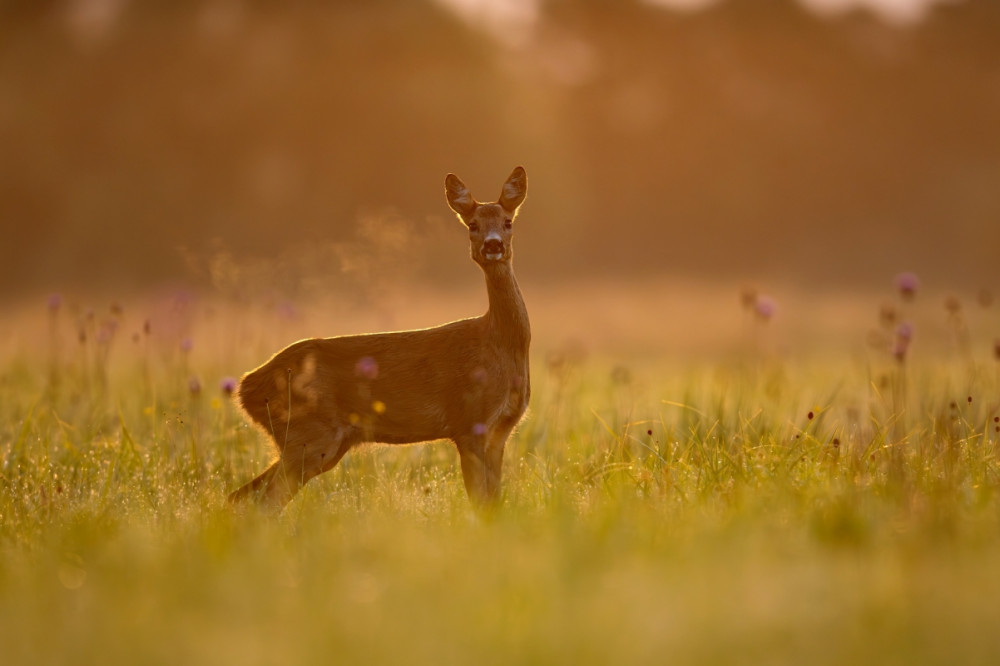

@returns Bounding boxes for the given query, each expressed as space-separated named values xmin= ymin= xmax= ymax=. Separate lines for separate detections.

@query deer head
xmin=445 ymin=166 xmax=527 ymax=268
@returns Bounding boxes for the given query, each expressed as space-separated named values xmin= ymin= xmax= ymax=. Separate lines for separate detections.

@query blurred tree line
xmin=1 ymin=0 xmax=998 ymax=300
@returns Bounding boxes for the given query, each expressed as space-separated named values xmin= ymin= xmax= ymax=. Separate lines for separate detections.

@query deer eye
xmin=504 ymin=219 xmax=512 ymax=229
xmin=468 ymin=222 xmax=479 ymax=232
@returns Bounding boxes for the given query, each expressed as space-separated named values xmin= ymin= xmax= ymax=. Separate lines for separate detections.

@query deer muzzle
xmin=482 ymin=234 xmax=504 ymax=261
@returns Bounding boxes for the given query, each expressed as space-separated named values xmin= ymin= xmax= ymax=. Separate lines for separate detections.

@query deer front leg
xmin=455 ymin=434 xmax=492 ymax=508
xmin=483 ymin=427 xmax=511 ymax=501
xmin=455 ymin=427 xmax=511 ymax=509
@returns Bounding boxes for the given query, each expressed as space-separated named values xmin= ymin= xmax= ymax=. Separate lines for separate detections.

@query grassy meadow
xmin=1 ymin=279 xmax=999 ymax=665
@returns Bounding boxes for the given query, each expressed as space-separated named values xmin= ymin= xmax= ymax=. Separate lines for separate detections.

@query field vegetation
xmin=1 ymin=279 xmax=999 ymax=664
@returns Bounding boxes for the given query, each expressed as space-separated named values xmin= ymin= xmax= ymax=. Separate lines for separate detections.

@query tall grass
xmin=1 ymin=287 xmax=999 ymax=664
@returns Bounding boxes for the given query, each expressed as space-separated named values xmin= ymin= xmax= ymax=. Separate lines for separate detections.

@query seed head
xmin=610 ymin=365 xmax=632 ymax=385
xmin=878 ymin=303 xmax=897 ymax=328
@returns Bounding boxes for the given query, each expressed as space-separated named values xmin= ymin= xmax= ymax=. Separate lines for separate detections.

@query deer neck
xmin=482 ymin=261 xmax=530 ymax=350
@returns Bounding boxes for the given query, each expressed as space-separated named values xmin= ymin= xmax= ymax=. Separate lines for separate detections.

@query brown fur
xmin=230 ymin=167 xmax=530 ymax=512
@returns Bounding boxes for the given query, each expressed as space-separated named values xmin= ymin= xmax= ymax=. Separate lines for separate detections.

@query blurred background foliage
xmin=1 ymin=0 xmax=998 ymax=301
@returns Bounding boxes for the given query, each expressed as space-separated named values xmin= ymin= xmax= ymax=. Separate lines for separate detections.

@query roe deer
xmin=229 ymin=166 xmax=530 ymax=512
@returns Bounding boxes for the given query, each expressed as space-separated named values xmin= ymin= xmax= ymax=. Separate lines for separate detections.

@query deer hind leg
xmin=229 ymin=419 xmax=352 ymax=513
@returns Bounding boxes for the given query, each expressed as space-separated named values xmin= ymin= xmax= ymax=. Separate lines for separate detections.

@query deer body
xmin=230 ymin=167 xmax=530 ymax=511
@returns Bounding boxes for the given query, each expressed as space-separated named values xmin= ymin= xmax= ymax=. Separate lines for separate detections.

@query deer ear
xmin=498 ymin=166 xmax=527 ymax=213
xmin=445 ymin=174 xmax=476 ymax=220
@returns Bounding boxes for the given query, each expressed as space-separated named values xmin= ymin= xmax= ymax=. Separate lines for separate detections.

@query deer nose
xmin=482 ymin=233 xmax=504 ymax=258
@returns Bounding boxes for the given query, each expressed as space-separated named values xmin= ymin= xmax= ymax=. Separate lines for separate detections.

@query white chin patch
xmin=485 ymin=252 xmax=503 ymax=261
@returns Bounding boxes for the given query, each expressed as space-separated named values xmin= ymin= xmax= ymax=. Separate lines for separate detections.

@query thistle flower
xmin=96 ymin=321 xmax=116 ymax=345
xmin=354 ymin=356 xmax=379 ymax=380
xmin=220 ymin=377 xmax=237 ymax=395
xmin=894 ymin=272 xmax=919 ymax=300
xmin=188 ymin=376 xmax=202 ymax=395
xmin=473 ymin=423 xmax=488 ymax=436
xmin=276 ymin=300 xmax=298 ymax=321
xmin=179 ymin=337 xmax=193 ymax=353
xmin=470 ymin=367 xmax=488 ymax=385
xmin=754 ymin=295 xmax=777 ymax=321
xmin=894 ymin=321 xmax=914 ymax=361
xmin=47 ymin=293 xmax=63 ymax=313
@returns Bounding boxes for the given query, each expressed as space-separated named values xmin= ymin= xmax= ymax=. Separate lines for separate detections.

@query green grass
xmin=2 ymin=295 xmax=1000 ymax=665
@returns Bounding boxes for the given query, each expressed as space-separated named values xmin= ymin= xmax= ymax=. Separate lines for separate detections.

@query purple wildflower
xmin=895 ymin=272 xmax=919 ymax=300
xmin=472 ymin=423 xmax=488 ymax=436
xmin=96 ymin=322 xmax=116 ymax=345
xmin=354 ymin=356 xmax=379 ymax=380
xmin=220 ymin=377 xmax=237 ymax=395
xmin=276 ymin=301 xmax=298 ymax=321
xmin=188 ymin=376 xmax=202 ymax=395
xmin=894 ymin=321 xmax=914 ymax=361
xmin=47 ymin=293 xmax=62 ymax=313
xmin=754 ymin=295 xmax=777 ymax=321
xmin=179 ymin=337 xmax=193 ymax=353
